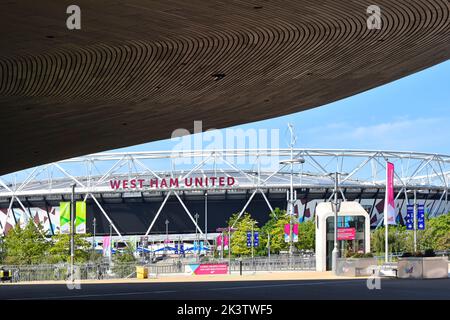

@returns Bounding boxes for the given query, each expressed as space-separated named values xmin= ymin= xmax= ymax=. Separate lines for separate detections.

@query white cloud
xmin=300 ymin=116 xmax=450 ymax=153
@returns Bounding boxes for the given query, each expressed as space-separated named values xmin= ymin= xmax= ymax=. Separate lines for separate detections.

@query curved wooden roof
xmin=0 ymin=0 xmax=449 ymax=175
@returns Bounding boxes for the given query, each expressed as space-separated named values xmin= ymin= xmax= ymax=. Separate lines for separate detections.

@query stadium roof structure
xmin=1 ymin=148 xmax=449 ymax=199
xmin=1 ymin=148 xmax=450 ymax=237
xmin=0 ymin=0 xmax=449 ymax=175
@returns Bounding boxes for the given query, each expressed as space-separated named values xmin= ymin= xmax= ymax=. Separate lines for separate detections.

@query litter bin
xmin=0 ymin=269 xmax=12 ymax=283
xmin=136 ymin=266 xmax=148 ymax=279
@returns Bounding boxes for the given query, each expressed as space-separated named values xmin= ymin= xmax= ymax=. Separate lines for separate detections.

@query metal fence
xmin=1 ymin=262 xmax=142 ymax=282
xmin=1 ymin=256 xmax=316 ymax=282
xmin=146 ymin=256 xmax=316 ymax=275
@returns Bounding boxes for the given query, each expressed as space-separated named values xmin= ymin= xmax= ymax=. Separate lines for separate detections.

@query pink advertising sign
xmin=194 ymin=263 xmax=228 ymax=275
xmin=337 ymin=228 xmax=356 ymax=241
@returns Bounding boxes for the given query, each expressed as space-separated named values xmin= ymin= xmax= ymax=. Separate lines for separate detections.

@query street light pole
xmin=331 ymin=172 xmax=339 ymax=275
xmin=70 ymin=184 xmax=75 ymax=282
xmin=92 ymin=217 xmax=96 ymax=253
xmin=413 ymin=190 xmax=417 ymax=252
xmin=165 ymin=219 xmax=169 ymax=255
xmin=195 ymin=213 xmax=199 ymax=260
xmin=280 ymin=124 xmax=305 ymax=261
xmin=205 ymin=192 xmax=208 ymax=247
xmin=109 ymin=222 xmax=112 ymax=266
xmin=228 ymin=227 xmax=231 ymax=274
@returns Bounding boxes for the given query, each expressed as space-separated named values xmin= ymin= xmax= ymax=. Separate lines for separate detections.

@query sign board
xmin=406 ymin=205 xmax=414 ymax=230
xmin=247 ymin=231 xmax=259 ymax=247
xmin=185 ymin=263 xmax=228 ymax=275
xmin=417 ymin=204 xmax=425 ymax=230
xmin=337 ymin=228 xmax=356 ymax=241
xmin=254 ymin=232 xmax=259 ymax=247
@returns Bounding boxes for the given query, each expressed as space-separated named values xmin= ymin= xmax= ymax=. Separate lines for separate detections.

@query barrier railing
xmin=1 ymin=256 xmax=316 ymax=282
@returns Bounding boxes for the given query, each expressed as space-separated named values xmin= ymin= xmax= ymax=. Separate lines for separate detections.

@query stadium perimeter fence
xmin=2 ymin=256 xmax=316 ymax=282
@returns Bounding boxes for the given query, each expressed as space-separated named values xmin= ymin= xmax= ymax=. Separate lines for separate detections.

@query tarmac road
xmin=0 ymin=278 xmax=448 ymax=300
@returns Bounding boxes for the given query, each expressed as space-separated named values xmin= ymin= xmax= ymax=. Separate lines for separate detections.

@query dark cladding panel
xmin=86 ymin=194 xmax=286 ymax=235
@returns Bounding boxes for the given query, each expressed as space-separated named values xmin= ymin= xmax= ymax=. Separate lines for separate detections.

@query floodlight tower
xmin=279 ymin=124 xmax=305 ymax=257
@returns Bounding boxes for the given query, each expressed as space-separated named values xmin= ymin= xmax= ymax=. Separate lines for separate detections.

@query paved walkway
xmin=0 ymin=271 xmax=367 ymax=286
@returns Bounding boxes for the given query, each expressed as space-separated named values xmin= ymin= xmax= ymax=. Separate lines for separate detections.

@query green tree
xmin=295 ymin=220 xmax=315 ymax=251
xmin=258 ymin=208 xmax=316 ymax=255
xmin=371 ymin=225 xmax=410 ymax=254
xmin=371 ymin=213 xmax=450 ymax=254
xmin=112 ymin=242 xmax=137 ymax=277
xmin=46 ymin=233 xmax=92 ymax=264
xmin=0 ymin=236 xmax=5 ymax=263
xmin=416 ymin=214 xmax=450 ymax=251
xmin=226 ymin=212 xmax=259 ymax=257
xmin=259 ymin=208 xmax=289 ymax=255
xmin=3 ymin=220 xmax=49 ymax=265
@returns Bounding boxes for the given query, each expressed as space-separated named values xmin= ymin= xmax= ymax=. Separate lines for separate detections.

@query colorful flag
xmin=102 ymin=236 xmax=111 ymax=257
xmin=75 ymin=201 xmax=86 ymax=234
xmin=59 ymin=202 xmax=71 ymax=234
xmin=384 ymin=162 xmax=396 ymax=225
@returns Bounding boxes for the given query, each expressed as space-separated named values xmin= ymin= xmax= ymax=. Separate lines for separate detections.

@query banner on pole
xmin=102 ymin=236 xmax=111 ymax=257
xmin=406 ymin=204 xmax=414 ymax=230
xmin=284 ymin=224 xmax=299 ymax=243
xmin=384 ymin=162 xmax=396 ymax=225
xmin=75 ymin=201 xmax=86 ymax=234
xmin=293 ymin=224 xmax=299 ymax=243
xmin=417 ymin=204 xmax=425 ymax=230
xmin=59 ymin=202 xmax=71 ymax=234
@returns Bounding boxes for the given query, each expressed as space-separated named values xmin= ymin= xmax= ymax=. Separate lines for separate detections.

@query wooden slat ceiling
xmin=0 ymin=0 xmax=449 ymax=175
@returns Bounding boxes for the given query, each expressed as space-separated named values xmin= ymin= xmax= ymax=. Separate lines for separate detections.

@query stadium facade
xmin=0 ymin=149 xmax=449 ymax=240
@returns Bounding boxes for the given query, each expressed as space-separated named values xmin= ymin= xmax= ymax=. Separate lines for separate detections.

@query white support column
xmin=53 ymin=163 xmax=86 ymax=188
xmin=2 ymin=197 xmax=15 ymax=235
xmin=431 ymin=190 xmax=447 ymax=218
xmin=259 ymin=189 xmax=274 ymax=215
xmin=231 ymin=189 xmax=258 ymax=228
xmin=174 ymin=191 xmax=204 ymax=236
xmin=144 ymin=191 xmax=172 ymax=236
xmin=89 ymin=193 xmax=124 ymax=240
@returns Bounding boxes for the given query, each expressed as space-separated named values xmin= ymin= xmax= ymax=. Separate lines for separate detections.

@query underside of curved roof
xmin=0 ymin=0 xmax=449 ymax=175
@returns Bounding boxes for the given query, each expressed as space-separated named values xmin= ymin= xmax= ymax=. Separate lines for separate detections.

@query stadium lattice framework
xmin=0 ymin=149 xmax=449 ymax=240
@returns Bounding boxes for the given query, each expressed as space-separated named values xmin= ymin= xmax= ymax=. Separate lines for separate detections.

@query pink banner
xmin=293 ymin=223 xmax=299 ymax=236
xmin=216 ymin=235 xmax=229 ymax=246
xmin=284 ymin=224 xmax=290 ymax=235
xmin=102 ymin=236 xmax=111 ymax=256
xmin=194 ymin=263 xmax=228 ymax=275
xmin=384 ymin=162 xmax=396 ymax=225
xmin=337 ymin=228 xmax=356 ymax=240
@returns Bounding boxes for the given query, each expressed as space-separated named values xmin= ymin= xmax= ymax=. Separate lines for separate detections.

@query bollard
xmin=239 ymin=260 xmax=243 ymax=276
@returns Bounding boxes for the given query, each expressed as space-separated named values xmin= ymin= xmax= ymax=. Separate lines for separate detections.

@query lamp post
xmin=326 ymin=172 xmax=348 ymax=275
xmin=109 ymin=222 xmax=112 ymax=266
xmin=228 ymin=226 xmax=232 ymax=274
xmin=70 ymin=183 xmax=76 ymax=282
xmin=92 ymin=217 xmax=96 ymax=253
xmin=279 ymin=157 xmax=305 ymax=258
xmin=205 ymin=192 xmax=208 ymax=248
xmin=194 ymin=213 xmax=199 ymax=260
xmin=165 ymin=219 xmax=169 ymax=255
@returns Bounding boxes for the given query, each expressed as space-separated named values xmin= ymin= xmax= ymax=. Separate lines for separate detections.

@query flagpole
xmin=384 ymin=161 xmax=390 ymax=263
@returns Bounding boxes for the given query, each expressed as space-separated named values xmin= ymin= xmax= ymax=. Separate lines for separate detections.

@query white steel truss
xmin=1 ymin=149 xmax=449 ymax=236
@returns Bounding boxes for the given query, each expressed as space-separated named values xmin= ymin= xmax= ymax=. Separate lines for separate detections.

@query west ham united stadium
xmin=1 ymin=149 xmax=449 ymax=241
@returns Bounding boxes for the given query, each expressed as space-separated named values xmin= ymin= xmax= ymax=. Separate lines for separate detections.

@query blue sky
xmin=113 ymin=60 xmax=450 ymax=155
